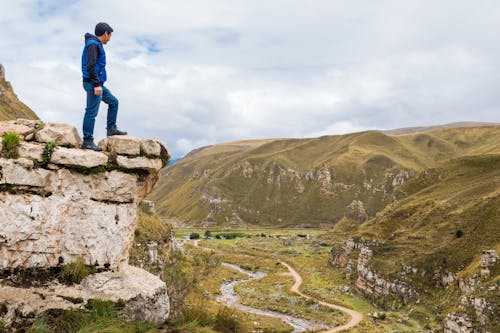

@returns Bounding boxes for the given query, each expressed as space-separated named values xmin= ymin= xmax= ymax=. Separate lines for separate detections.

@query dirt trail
xmin=189 ymin=239 xmax=363 ymax=332
xmin=280 ymin=261 xmax=363 ymax=333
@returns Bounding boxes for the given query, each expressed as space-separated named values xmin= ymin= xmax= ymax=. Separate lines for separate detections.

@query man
xmin=81 ymin=22 xmax=127 ymax=151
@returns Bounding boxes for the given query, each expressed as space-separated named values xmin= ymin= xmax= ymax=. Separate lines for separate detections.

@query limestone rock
xmin=51 ymin=146 xmax=108 ymax=168
xmin=82 ymin=265 xmax=169 ymax=324
xmin=444 ymin=313 xmax=473 ymax=333
xmin=141 ymin=139 xmax=162 ymax=156
xmin=140 ymin=200 xmax=156 ymax=214
xmin=0 ymin=264 xmax=169 ymax=327
xmin=117 ymin=155 xmax=162 ymax=172
xmin=18 ymin=141 xmax=45 ymax=162
xmin=0 ymin=120 xmax=34 ymax=138
xmin=88 ymin=170 xmax=139 ymax=203
xmin=35 ymin=123 xmax=82 ymax=147
xmin=0 ymin=157 xmax=54 ymax=190
xmin=99 ymin=135 xmax=141 ymax=155
xmin=345 ymin=200 xmax=368 ymax=223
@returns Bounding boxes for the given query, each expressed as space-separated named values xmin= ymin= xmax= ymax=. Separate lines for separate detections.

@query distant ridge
xmin=0 ymin=64 xmax=38 ymax=121
xmin=383 ymin=121 xmax=497 ymax=135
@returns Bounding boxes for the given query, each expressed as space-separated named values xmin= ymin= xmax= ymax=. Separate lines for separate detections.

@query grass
xmin=1 ymin=132 xmax=20 ymax=158
xmin=149 ymin=125 xmax=500 ymax=228
xmin=58 ymin=257 xmax=93 ymax=284
xmin=27 ymin=300 xmax=155 ymax=333
xmin=188 ymin=230 xmax=445 ymax=332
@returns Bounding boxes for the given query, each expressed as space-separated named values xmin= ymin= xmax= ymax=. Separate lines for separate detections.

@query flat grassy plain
xmin=180 ymin=228 xmax=441 ymax=332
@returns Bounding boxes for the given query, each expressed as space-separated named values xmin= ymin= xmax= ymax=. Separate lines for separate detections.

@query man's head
xmin=95 ymin=22 xmax=113 ymax=44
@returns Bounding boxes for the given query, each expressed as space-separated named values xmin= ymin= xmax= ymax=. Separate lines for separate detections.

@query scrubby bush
xmin=1 ymin=132 xmax=21 ymax=158
xmin=189 ymin=233 xmax=200 ymax=240
xmin=58 ymin=257 xmax=91 ymax=284
xmin=41 ymin=141 xmax=57 ymax=167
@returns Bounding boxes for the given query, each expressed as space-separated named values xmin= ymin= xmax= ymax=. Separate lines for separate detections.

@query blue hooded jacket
xmin=81 ymin=33 xmax=107 ymax=85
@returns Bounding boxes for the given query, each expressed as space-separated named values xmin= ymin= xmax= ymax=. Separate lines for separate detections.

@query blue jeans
xmin=82 ymin=81 xmax=119 ymax=139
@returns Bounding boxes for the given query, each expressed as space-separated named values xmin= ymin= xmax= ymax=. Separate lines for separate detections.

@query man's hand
xmin=94 ymin=86 xmax=103 ymax=95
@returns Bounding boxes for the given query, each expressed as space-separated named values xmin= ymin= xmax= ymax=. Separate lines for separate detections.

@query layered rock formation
xmin=329 ymin=238 xmax=415 ymax=304
xmin=0 ymin=119 xmax=171 ymax=326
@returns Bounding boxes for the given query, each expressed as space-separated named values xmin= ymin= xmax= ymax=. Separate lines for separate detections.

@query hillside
xmin=149 ymin=125 xmax=500 ymax=227
xmin=330 ymin=154 xmax=499 ymax=331
xmin=0 ymin=64 xmax=38 ymax=121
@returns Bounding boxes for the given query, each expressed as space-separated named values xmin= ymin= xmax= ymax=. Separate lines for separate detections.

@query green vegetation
xmin=41 ymin=141 xmax=57 ymax=167
xmin=330 ymin=154 xmax=500 ymax=330
xmin=1 ymin=132 xmax=21 ymax=158
xmin=58 ymin=257 xmax=94 ymax=284
xmin=149 ymin=125 xmax=500 ymax=228
xmin=192 ymin=231 xmax=440 ymax=332
xmin=27 ymin=299 xmax=154 ymax=333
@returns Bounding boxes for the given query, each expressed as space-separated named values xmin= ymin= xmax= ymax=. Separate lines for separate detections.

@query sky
xmin=1 ymin=0 xmax=499 ymax=158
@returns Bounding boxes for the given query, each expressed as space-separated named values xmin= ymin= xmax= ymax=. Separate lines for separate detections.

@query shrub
xmin=189 ymin=233 xmax=200 ymax=240
xmin=58 ymin=257 xmax=91 ymax=284
xmin=455 ymin=230 xmax=464 ymax=238
xmin=1 ymin=132 xmax=21 ymax=158
xmin=41 ymin=141 xmax=57 ymax=167
xmin=214 ymin=306 xmax=249 ymax=333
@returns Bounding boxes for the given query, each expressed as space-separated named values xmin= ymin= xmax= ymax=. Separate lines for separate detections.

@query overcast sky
xmin=1 ymin=1 xmax=499 ymax=157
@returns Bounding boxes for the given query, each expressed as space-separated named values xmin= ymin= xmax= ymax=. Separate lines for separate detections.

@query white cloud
xmin=0 ymin=0 xmax=499 ymax=157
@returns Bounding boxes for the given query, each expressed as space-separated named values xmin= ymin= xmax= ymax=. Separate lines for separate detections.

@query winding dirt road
xmin=188 ymin=239 xmax=363 ymax=332
xmin=279 ymin=261 xmax=363 ymax=332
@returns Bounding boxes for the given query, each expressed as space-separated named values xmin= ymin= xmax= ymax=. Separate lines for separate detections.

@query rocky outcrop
xmin=330 ymin=238 xmax=415 ymax=304
xmin=344 ymin=200 xmax=368 ymax=223
xmin=480 ymin=250 xmax=497 ymax=279
xmin=444 ymin=313 xmax=475 ymax=333
xmin=0 ymin=119 xmax=171 ymax=326
xmin=355 ymin=246 xmax=415 ymax=303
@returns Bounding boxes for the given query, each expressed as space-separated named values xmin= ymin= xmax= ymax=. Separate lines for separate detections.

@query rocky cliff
xmin=0 ymin=65 xmax=38 ymax=121
xmin=0 ymin=119 xmax=171 ymax=328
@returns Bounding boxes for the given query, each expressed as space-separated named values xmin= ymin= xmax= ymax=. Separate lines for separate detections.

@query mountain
xmin=149 ymin=124 xmax=500 ymax=227
xmin=0 ymin=64 xmax=38 ymax=121
xmin=330 ymin=154 xmax=499 ymax=331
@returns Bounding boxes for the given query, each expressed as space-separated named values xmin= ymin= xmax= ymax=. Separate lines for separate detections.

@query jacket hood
xmin=84 ymin=33 xmax=100 ymax=43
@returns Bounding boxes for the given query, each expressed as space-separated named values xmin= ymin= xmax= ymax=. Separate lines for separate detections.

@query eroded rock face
xmin=0 ymin=120 xmax=171 ymax=326
xmin=0 ymin=122 xmax=168 ymax=270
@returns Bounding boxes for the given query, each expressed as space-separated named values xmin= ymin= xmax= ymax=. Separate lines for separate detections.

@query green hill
xmin=149 ymin=125 xmax=500 ymax=228
xmin=0 ymin=64 xmax=38 ymax=121
xmin=331 ymin=154 xmax=499 ymax=331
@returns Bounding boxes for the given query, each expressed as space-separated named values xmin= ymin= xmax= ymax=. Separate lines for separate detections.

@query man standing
xmin=81 ymin=22 xmax=127 ymax=151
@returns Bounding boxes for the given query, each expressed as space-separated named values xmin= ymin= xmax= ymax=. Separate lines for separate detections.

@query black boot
xmin=107 ymin=125 xmax=127 ymax=136
xmin=81 ymin=137 xmax=103 ymax=151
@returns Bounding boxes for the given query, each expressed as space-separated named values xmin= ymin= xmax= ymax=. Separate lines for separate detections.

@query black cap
xmin=95 ymin=22 xmax=113 ymax=36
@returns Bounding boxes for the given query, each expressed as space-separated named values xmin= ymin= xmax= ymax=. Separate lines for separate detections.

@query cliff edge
xmin=0 ymin=119 xmax=171 ymax=328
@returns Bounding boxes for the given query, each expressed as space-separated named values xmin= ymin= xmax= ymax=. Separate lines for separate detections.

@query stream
xmin=216 ymin=262 xmax=328 ymax=333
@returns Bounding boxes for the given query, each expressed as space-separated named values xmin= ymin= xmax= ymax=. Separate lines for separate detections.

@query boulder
xmin=0 ymin=121 xmax=34 ymax=138
xmin=140 ymin=138 xmax=162 ymax=156
xmin=51 ymin=146 xmax=108 ymax=168
xmin=99 ymin=136 xmax=141 ymax=155
xmin=117 ymin=155 xmax=162 ymax=172
xmin=34 ymin=123 xmax=82 ymax=147
xmin=18 ymin=141 xmax=45 ymax=162
xmin=0 ymin=264 xmax=169 ymax=327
